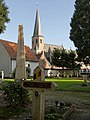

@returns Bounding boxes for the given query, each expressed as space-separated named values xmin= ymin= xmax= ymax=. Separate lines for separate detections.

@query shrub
xmin=2 ymin=81 xmax=30 ymax=107
xmin=12 ymin=67 xmax=31 ymax=79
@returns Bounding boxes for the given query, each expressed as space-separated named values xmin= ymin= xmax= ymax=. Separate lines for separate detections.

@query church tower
xmin=32 ymin=8 xmax=44 ymax=54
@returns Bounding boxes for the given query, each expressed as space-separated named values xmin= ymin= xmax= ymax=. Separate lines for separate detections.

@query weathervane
xmin=36 ymin=1 xmax=38 ymax=8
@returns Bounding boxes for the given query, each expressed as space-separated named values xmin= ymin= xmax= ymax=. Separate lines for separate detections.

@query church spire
xmin=33 ymin=8 xmax=42 ymax=37
xmin=32 ymin=7 xmax=44 ymax=54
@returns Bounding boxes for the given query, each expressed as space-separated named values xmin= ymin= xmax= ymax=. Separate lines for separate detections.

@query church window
xmin=32 ymin=40 xmax=34 ymax=44
xmin=40 ymin=39 xmax=42 ymax=43
xmin=34 ymin=47 xmax=36 ymax=50
xmin=36 ymin=39 xmax=38 ymax=43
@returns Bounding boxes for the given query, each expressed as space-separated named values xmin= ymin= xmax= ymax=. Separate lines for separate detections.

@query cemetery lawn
xmin=0 ymin=78 xmax=90 ymax=119
xmin=46 ymin=77 xmax=90 ymax=92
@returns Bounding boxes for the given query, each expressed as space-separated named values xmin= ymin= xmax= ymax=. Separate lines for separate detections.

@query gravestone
xmin=23 ymin=66 xmax=56 ymax=120
xmin=15 ymin=25 xmax=26 ymax=80
xmin=80 ymin=69 xmax=90 ymax=85
xmin=1 ymin=71 xmax=4 ymax=79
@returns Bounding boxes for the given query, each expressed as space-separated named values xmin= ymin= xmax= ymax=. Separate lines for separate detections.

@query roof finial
xmin=36 ymin=1 xmax=38 ymax=8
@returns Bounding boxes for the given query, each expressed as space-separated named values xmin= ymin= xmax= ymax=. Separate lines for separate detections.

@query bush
xmin=12 ymin=67 xmax=31 ymax=79
xmin=2 ymin=81 xmax=30 ymax=107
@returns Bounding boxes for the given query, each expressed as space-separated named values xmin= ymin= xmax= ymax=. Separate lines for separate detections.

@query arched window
xmin=40 ymin=39 xmax=42 ymax=43
xmin=36 ymin=39 xmax=38 ymax=43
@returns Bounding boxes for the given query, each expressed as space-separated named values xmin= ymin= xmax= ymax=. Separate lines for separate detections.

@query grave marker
xmin=23 ymin=66 xmax=56 ymax=120
xmin=1 ymin=71 xmax=4 ymax=79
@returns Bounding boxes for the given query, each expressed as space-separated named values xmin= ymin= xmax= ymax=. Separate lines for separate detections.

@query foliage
xmin=70 ymin=0 xmax=90 ymax=65
xmin=26 ymin=67 xmax=31 ymax=78
xmin=52 ymin=48 xmax=68 ymax=68
xmin=0 ymin=0 xmax=10 ymax=33
xmin=45 ymin=113 xmax=62 ymax=120
xmin=12 ymin=68 xmax=16 ymax=78
xmin=12 ymin=67 xmax=31 ymax=78
xmin=0 ymin=105 xmax=31 ymax=119
xmin=2 ymin=81 xmax=30 ymax=106
xmin=45 ymin=102 xmax=71 ymax=120
xmin=51 ymin=48 xmax=80 ymax=69
xmin=45 ymin=106 xmax=62 ymax=120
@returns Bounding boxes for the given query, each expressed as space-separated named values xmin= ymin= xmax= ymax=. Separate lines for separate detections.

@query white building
xmin=0 ymin=39 xmax=38 ymax=78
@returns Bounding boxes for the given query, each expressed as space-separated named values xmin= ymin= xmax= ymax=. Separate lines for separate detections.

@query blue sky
xmin=1 ymin=0 xmax=76 ymax=50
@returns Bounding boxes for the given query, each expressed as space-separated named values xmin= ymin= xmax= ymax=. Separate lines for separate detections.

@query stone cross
xmin=15 ymin=25 xmax=26 ymax=80
xmin=23 ymin=66 xmax=56 ymax=120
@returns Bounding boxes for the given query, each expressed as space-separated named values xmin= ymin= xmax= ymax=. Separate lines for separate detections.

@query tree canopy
xmin=0 ymin=0 xmax=10 ymax=34
xmin=70 ymin=0 xmax=90 ymax=65
xmin=51 ymin=48 xmax=79 ymax=69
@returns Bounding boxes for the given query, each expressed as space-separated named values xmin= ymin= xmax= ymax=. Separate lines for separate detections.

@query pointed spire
xmin=33 ymin=8 xmax=42 ymax=37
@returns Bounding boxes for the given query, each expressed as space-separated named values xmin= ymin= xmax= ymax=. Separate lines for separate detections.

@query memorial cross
xmin=23 ymin=66 xmax=56 ymax=120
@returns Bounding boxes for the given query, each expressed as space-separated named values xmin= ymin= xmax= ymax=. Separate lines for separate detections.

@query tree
xmin=51 ymin=48 xmax=77 ymax=69
xmin=51 ymin=48 xmax=68 ymax=68
xmin=0 ymin=0 xmax=10 ymax=34
xmin=68 ymin=49 xmax=77 ymax=69
xmin=70 ymin=0 xmax=90 ymax=65
xmin=52 ymin=48 xmax=81 ymax=77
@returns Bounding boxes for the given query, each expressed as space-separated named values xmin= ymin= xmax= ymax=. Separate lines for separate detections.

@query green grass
xmin=46 ymin=78 xmax=90 ymax=92
xmin=1 ymin=77 xmax=90 ymax=92
xmin=0 ymin=77 xmax=90 ymax=119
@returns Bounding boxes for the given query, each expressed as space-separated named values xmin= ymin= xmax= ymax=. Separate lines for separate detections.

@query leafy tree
xmin=0 ymin=0 xmax=10 ymax=33
xmin=51 ymin=48 xmax=68 ymax=68
xmin=68 ymin=50 xmax=77 ymax=69
xmin=70 ymin=0 xmax=90 ymax=65
xmin=51 ymin=48 xmax=78 ymax=69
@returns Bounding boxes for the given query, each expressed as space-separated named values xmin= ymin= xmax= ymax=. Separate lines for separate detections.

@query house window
xmin=28 ymin=64 xmax=30 ymax=67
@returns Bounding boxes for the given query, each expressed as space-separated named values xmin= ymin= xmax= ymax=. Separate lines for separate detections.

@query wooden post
xmin=22 ymin=66 xmax=56 ymax=120
xmin=32 ymin=66 xmax=45 ymax=120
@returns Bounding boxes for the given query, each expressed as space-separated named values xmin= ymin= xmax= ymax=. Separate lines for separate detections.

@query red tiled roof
xmin=0 ymin=39 xmax=38 ymax=62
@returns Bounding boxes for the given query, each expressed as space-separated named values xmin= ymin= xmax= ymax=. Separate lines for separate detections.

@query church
xmin=31 ymin=8 xmax=63 ymax=68
xmin=0 ymin=8 xmax=64 ymax=78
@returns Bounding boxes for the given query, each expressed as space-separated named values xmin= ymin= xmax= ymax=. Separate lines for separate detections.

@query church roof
xmin=0 ymin=39 xmax=38 ymax=62
xmin=33 ymin=8 xmax=43 ymax=37
xmin=44 ymin=43 xmax=64 ymax=52
xmin=35 ymin=52 xmax=42 ymax=60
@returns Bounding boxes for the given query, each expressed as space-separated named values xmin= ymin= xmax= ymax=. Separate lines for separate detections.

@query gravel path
xmin=0 ymin=90 xmax=90 ymax=120
xmin=45 ymin=91 xmax=90 ymax=120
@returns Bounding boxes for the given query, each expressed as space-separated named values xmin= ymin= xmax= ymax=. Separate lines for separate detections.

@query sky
xmin=1 ymin=0 xmax=76 ymax=50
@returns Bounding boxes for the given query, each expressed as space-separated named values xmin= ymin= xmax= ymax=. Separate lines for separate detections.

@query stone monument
xmin=15 ymin=25 xmax=26 ymax=80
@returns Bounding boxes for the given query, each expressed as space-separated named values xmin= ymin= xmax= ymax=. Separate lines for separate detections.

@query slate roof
xmin=0 ymin=39 xmax=38 ymax=62
xmin=32 ymin=8 xmax=43 ymax=37
xmin=44 ymin=43 xmax=64 ymax=53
